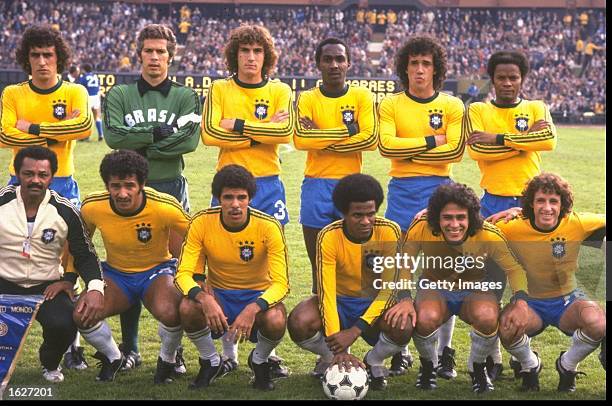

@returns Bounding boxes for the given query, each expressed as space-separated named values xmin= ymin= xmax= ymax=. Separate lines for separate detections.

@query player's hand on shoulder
xmin=414 ymin=208 xmax=428 ymax=222
xmin=486 ymin=207 xmax=522 ymax=224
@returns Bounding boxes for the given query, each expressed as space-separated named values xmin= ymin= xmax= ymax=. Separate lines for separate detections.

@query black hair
xmin=14 ymin=146 xmax=58 ymax=175
xmin=427 ymin=182 xmax=483 ymax=237
xmin=315 ymin=37 xmax=351 ymax=65
xmin=332 ymin=173 xmax=384 ymax=214
xmin=99 ymin=150 xmax=148 ymax=185
xmin=487 ymin=50 xmax=530 ymax=81
xmin=212 ymin=164 xmax=257 ymax=200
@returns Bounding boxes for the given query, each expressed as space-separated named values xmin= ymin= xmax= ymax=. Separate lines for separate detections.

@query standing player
xmin=403 ymin=182 xmax=530 ymax=393
xmin=103 ymin=24 xmax=201 ymax=371
xmin=288 ymin=174 xmax=415 ymax=391
xmin=0 ymin=25 xmax=92 ymax=207
xmin=377 ymin=35 xmax=465 ymax=377
xmin=66 ymin=65 xmax=80 ymax=83
xmin=75 ymin=149 xmax=192 ymax=384
xmin=201 ymin=24 xmax=293 ymax=373
xmin=175 ymin=165 xmax=289 ymax=391
xmin=492 ymin=173 xmax=605 ymax=392
xmin=465 ymin=50 xmax=557 ymax=379
xmin=294 ymin=37 xmax=378 ymax=294
xmin=78 ymin=64 xmax=103 ymax=141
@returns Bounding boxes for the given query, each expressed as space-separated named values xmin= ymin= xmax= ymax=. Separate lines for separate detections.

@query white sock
xmin=401 ymin=345 xmax=412 ymax=357
xmin=296 ymin=331 xmax=333 ymax=361
xmin=158 ymin=323 xmax=183 ymax=364
xmin=490 ymin=336 xmax=503 ymax=364
xmin=269 ymin=348 xmax=277 ymax=358
xmin=80 ymin=321 xmax=121 ymax=362
xmin=366 ymin=333 xmax=403 ymax=366
xmin=468 ymin=330 xmax=497 ymax=372
xmin=64 ymin=332 xmax=81 ymax=355
xmin=506 ymin=334 xmax=538 ymax=371
xmin=438 ymin=316 xmax=455 ymax=356
xmin=186 ymin=328 xmax=220 ymax=366
xmin=413 ymin=329 xmax=439 ymax=368
xmin=222 ymin=331 xmax=238 ymax=361
xmin=561 ymin=329 xmax=600 ymax=371
xmin=252 ymin=331 xmax=281 ymax=365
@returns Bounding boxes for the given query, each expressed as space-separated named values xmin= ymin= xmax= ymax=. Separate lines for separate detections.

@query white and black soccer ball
xmin=322 ymin=364 xmax=369 ymax=400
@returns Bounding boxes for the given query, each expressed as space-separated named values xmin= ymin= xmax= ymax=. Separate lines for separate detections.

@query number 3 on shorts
xmin=274 ymin=200 xmax=287 ymax=221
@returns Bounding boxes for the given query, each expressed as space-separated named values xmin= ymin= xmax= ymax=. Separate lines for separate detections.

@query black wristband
xmin=510 ymin=290 xmax=528 ymax=303
xmin=397 ymin=290 xmax=413 ymax=301
xmin=425 ymin=135 xmax=436 ymax=150
xmin=233 ymin=119 xmax=245 ymax=134
xmin=496 ymin=134 xmax=505 ymax=145
xmin=61 ymin=273 xmax=78 ymax=285
xmin=28 ymin=124 xmax=41 ymax=135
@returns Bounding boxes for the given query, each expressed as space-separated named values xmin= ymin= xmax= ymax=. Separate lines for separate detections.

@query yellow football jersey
xmin=175 ymin=207 xmax=289 ymax=308
xmin=80 ymin=187 xmax=190 ymax=272
xmin=495 ymin=212 xmax=605 ymax=298
xmin=402 ymin=217 xmax=528 ymax=293
xmin=316 ymin=217 xmax=401 ymax=337
xmin=467 ymin=99 xmax=557 ymax=196
xmin=201 ymin=76 xmax=294 ymax=177
xmin=378 ymin=91 xmax=465 ymax=178
xmin=0 ymin=80 xmax=92 ymax=176
xmin=294 ymin=85 xmax=378 ymax=178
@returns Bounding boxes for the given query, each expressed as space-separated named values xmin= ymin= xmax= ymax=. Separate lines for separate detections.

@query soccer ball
xmin=322 ymin=364 xmax=369 ymax=400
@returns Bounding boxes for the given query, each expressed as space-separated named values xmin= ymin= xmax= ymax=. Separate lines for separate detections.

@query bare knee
xmin=258 ymin=305 xmax=287 ymax=340
xmin=581 ymin=305 xmax=606 ymax=341
xmin=471 ymin=306 xmax=499 ymax=335
xmin=179 ymin=298 xmax=205 ymax=332
xmin=416 ymin=308 xmax=443 ymax=336
xmin=288 ymin=300 xmax=320 ymax=342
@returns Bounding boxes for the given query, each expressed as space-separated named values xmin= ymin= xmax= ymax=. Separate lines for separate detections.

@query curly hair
xmin=395 ymin=36 xmax=447 ymax=92
xmin=487 ymin=50 xmax=530 ymax=82
xmin=99 ymin=150 xmax=148 ymax=186
xmin=427 ymin=182 xmax=483 ymax=237
xmin=224 ymin=24 xmax=278 ymax=79
xmin=521 ymin=172 xmax=573 ymax=221
xmin=332 ymin=174 xmax=384 ymax=214
xmin=14 ymin=146 xmax=58 ymax=176
xmin=136 ymin=24 xmax=177 ymax=61
xmin=212 ymin=164 xmax=257 ymax=200
xmin=315 ymin=37 xmax=351 ymax=65
xmin=16 ymin=25 xmax=71 ymax=74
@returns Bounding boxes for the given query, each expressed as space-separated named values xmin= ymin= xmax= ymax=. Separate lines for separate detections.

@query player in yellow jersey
xmin=378 ymin=35 xmax=466 ymax=377
xmin=176 ymin=165 xmax=289 ymax=391
xmin=403 ymin=182 xmax=529 ymax=393
xmin=288 ymin=174 xmax=415 ymax=391
xmin=72 ymin=150 xmax=189 ymax=385
xmin=489 ymin=173 xmax=606 ymax=392
xmin=294 ymin=37 xmax=378 ymax=295
xmin=465 ymin=50 xmax=557 ymax=380
xmin=202 ymin=24 xmax=293 ymax=226
xmin=0 ymin=25 xmax=92 ymax=207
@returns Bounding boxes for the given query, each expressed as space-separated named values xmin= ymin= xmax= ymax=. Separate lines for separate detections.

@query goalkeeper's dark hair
xmin=100 ymin=150 xmax=148 ymax=186
xmin=332 ymin=174 xmax=384 ymax=214
xmin=212 ymin=164 xmax=257 ymax=200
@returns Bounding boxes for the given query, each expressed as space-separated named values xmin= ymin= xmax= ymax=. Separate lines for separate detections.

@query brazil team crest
xmin=364 ymin=250 xmax=381 ymax=271
xmin=341 ymin=105 xmax=355 ymax=125
xmin=515 ymin=114 xmax=529 ymax=132
xmin=41 ymin=228 xmax=56 ymax=244
xmin=254 ymin=99 xmax=269 ymax=120
xmin=136 ymin=223 xmax=152 ymax=243
xmin=551 ymin=237 xmax=566 ymax=259
xmin=428 ymin=109 xmax=443 ymax=130
xmin=239 ymin=241 xmax=255 ymax=262
xmin=52 ymin=99 xmax=67 ymax=119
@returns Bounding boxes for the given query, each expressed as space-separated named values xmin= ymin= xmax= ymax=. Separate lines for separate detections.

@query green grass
xmin=0 ymin=126 xmax=606 ymax=400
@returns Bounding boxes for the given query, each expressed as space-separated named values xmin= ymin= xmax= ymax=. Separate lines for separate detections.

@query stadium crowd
xmin=0 ymin=0 xmax=606 ymax=118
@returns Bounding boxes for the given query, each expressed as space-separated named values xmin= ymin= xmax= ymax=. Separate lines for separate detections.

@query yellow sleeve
xmin=486 ymin=225 xmax=528 ymax=294
xmin=577 ymin=213 xmax=606 ymax=239
xmin=412 ymin=99 xmax=466 ymax=164
xmin=316 ymin=229 xmax=341 ymax=337
xmin=466 ymin=103 xmax=520 ymax=161
xmin=201 ymin=81 xmax=251 ymax=149
xmin=326 ymin=91 xmax=378 ymax=153
xmin=38 ymin=85 xmax=92 ymax=142
xmin=175 ymin=214 xmax=207 ymax=297
xmin=258 ymin=220 xmax=290 ymax=308
xmin=0 ymin=86 xmax=46 ymax=147
xmin=246 ymin=84 xmax=294 ymax=145
xmin=378 ymin=96 xmax=430 ymax=159
xmin=293 ymin=91 xmax=350 ymax=150
xmin=502 ymin=102 xmax=557 ymax=152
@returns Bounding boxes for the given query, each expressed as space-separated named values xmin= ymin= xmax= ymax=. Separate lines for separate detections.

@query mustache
xmin=27 ymin=183 xmax=43 ymax=189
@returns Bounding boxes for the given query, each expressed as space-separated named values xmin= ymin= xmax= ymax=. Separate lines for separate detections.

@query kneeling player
xmin=288 ymin=174 xmax=415 ymax=391
xmin=405 ymin=183 xmax=529 ymax=393
xmin=493 ymin=173 xmax=606 ymax=392
xmin=176 ymin=165 xmax=289 ymax=391
xmin=72 ymin=150 xmax=189 ymax=384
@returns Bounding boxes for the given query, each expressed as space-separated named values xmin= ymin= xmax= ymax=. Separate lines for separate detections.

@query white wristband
xmin=87 ymin=279 xmax=105 ymax=295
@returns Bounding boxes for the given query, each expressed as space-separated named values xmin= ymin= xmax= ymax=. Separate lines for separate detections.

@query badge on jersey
xmin=514 ymin=114 xmax=529 ymax=132
xmin=239 ymin=241 xmax=255 ymax=262
xmin=551 ymin=237 xmax=566 ymax=259
xmin=136 ymin=222 xmax=152 ymax=243
xmin=428 ymin=109 xmax=443 ymax=130
xmin=41 ymin=228 xmax=57 ymax=244
xmin=341 ymin=105 xmax=355 ymax=125
xmin=254 ymin=99 xmax=269 ymax=120
xmin=364 ymin=249 xmax=382 ymax=271
xmin=52 ymin=99 xmax=67 ymax=119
